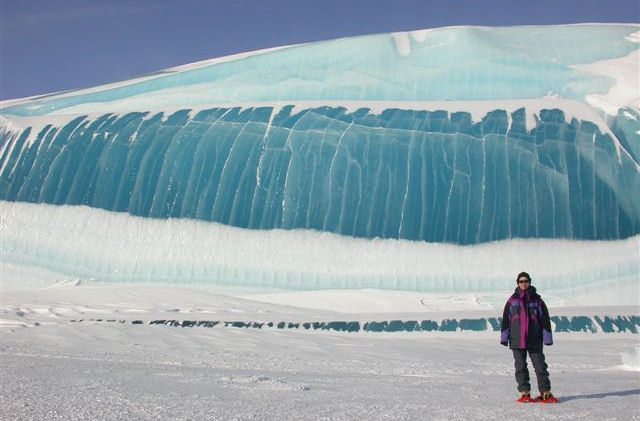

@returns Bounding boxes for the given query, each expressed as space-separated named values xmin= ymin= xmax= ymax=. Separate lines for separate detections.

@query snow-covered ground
xmin=2 ymin=284 xmax=639 ymax=420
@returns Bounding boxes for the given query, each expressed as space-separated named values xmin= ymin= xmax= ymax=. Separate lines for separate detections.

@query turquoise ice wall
xmin=1 ymin=105 xmax=637 ymax=244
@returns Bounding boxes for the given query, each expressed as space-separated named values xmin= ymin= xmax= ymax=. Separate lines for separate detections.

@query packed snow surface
xmin=2 ymin=284 xmax=639 ymax=420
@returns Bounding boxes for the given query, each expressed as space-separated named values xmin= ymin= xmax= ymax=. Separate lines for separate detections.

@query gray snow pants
xmin=512 ymin=349 xmax=551 ymax=393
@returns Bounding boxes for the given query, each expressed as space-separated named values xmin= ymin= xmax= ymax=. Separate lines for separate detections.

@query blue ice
xmin=1 ymin=106 xmax=638 ymax=244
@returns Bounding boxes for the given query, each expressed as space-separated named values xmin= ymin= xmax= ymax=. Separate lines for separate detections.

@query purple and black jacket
xmin=500 ymin=285 xmax=553 ymax=350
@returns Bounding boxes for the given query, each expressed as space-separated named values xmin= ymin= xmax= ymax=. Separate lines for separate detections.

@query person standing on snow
xmin=500 ymin=271 xmax=558 ymax=403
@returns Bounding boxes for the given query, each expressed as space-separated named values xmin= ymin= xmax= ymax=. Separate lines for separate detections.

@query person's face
xmin=518 ymin=277 xmax=530 ymax=291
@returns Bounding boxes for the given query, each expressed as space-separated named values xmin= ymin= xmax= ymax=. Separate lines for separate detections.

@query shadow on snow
xmin=560 ymin=388 xmax=640 ymax=403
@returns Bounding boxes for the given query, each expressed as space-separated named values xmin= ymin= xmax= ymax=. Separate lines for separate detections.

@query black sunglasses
xmin=518 ymin=279 xmax=530 ymax=284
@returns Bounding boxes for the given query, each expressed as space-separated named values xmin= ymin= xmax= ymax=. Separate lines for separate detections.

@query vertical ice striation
xmin=1 ymin=105 xmax=638 ymax=244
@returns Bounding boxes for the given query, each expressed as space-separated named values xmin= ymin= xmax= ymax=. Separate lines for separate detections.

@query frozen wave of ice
xmin=1 ymin=104 xmax=638 ymax=245
xmin=0 ymin=24 xmax=638 ymax=297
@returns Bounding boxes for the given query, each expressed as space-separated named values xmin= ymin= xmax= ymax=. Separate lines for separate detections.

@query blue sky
xmin=1 ymin=0 xmax=638 ymax=100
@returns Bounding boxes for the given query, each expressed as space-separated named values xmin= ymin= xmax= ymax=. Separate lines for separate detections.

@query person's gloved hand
xmin=500 ymin=329 xmax=509 ymax=346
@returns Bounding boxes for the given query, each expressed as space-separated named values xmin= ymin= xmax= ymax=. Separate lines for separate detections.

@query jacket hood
xmin=512 ymin=285 xmax=540 ymax=299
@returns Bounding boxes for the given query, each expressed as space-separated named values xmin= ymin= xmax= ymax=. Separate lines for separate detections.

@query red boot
xmin=535 ymin=392 xmax=559 ymax=403
xmin=517 ymin=392 xmax=535 ymax=403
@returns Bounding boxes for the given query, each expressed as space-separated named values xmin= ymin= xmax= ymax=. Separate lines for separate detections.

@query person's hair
xmin=517 ymin=271 xmax=531 ymax=282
